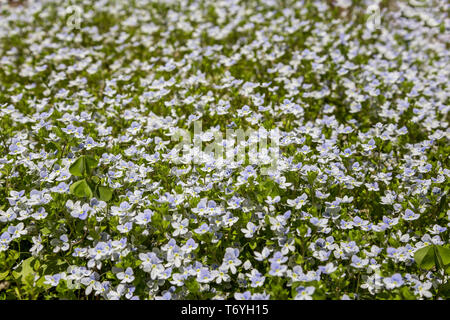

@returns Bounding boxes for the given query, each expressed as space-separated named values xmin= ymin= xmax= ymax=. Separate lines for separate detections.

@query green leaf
xmin=70 ymin=179 xmax=93 ymax=198
xmin=434 ymin=246 xmax=450 ymax=266
xmin=8 ymin=250 xmax=20 ymax=263
xmin=185 ymin=279 xmax=200 ymax=294
xmin=0 ymin=270 xmax=9 ymax=280
xmin=414 ymin=246 xmax=436 ymax=270
xmin=400 ymin=287 xmax=416 ymax=300
xmin=85 ymin=155 xmax=98 ymax=170
xmin=45 ymin=141 xmax=59 ymax=152
xmin=41 ymin=227 xmax=51 ymax=236
xmin=31 ymin=258 xmax=41 ymax=272
xmin=69 ymin=155 xmax=98 ymax=177
xmin=388 ymin=237 xmax=399 ymax=247
xmin=98 ymin=186 xmax=113 ymax=202
xmin=52 ymin=127 xmax=65 ymax=138
xmin=12 ymin=257 xmax=36 ymax=285
xmin=69 ymin=156 xmax=87 ymax=177
xmin=441 ymin=281 xmax=450 ymax=296
xmin=35 ymin=276 xmax=47 ymax=289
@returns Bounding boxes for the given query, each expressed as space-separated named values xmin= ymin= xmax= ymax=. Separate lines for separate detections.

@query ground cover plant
xmin=0 ymin=0 xmax=449 ymax=300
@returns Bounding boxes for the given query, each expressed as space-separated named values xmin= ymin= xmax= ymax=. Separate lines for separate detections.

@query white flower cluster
xmin=0 ymin=0 xmax=448 ymax=300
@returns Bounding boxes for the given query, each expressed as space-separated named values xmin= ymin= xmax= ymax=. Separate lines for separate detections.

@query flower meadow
xmin=0 ymin=0 xmax=449 ymax=301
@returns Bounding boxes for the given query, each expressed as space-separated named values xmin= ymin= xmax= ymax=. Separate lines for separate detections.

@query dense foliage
xmin=0 ymin=0 xmax=449 ymax=300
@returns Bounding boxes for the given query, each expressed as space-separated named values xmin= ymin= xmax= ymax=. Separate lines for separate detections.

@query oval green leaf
xmin=435 ymin=245 xmax=450 ymax=265
xmin=414 ymin=245 xmax=436 ymax=270
xmin=98 ymin=186 xmax=113 ymax=202
xmin=69 ymin=156 xmax=86 ymax=177
xmin=85 ymin=155 xmax=98 ymax=170
xmin=70 ymin=179 xmax=93 ymax=198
